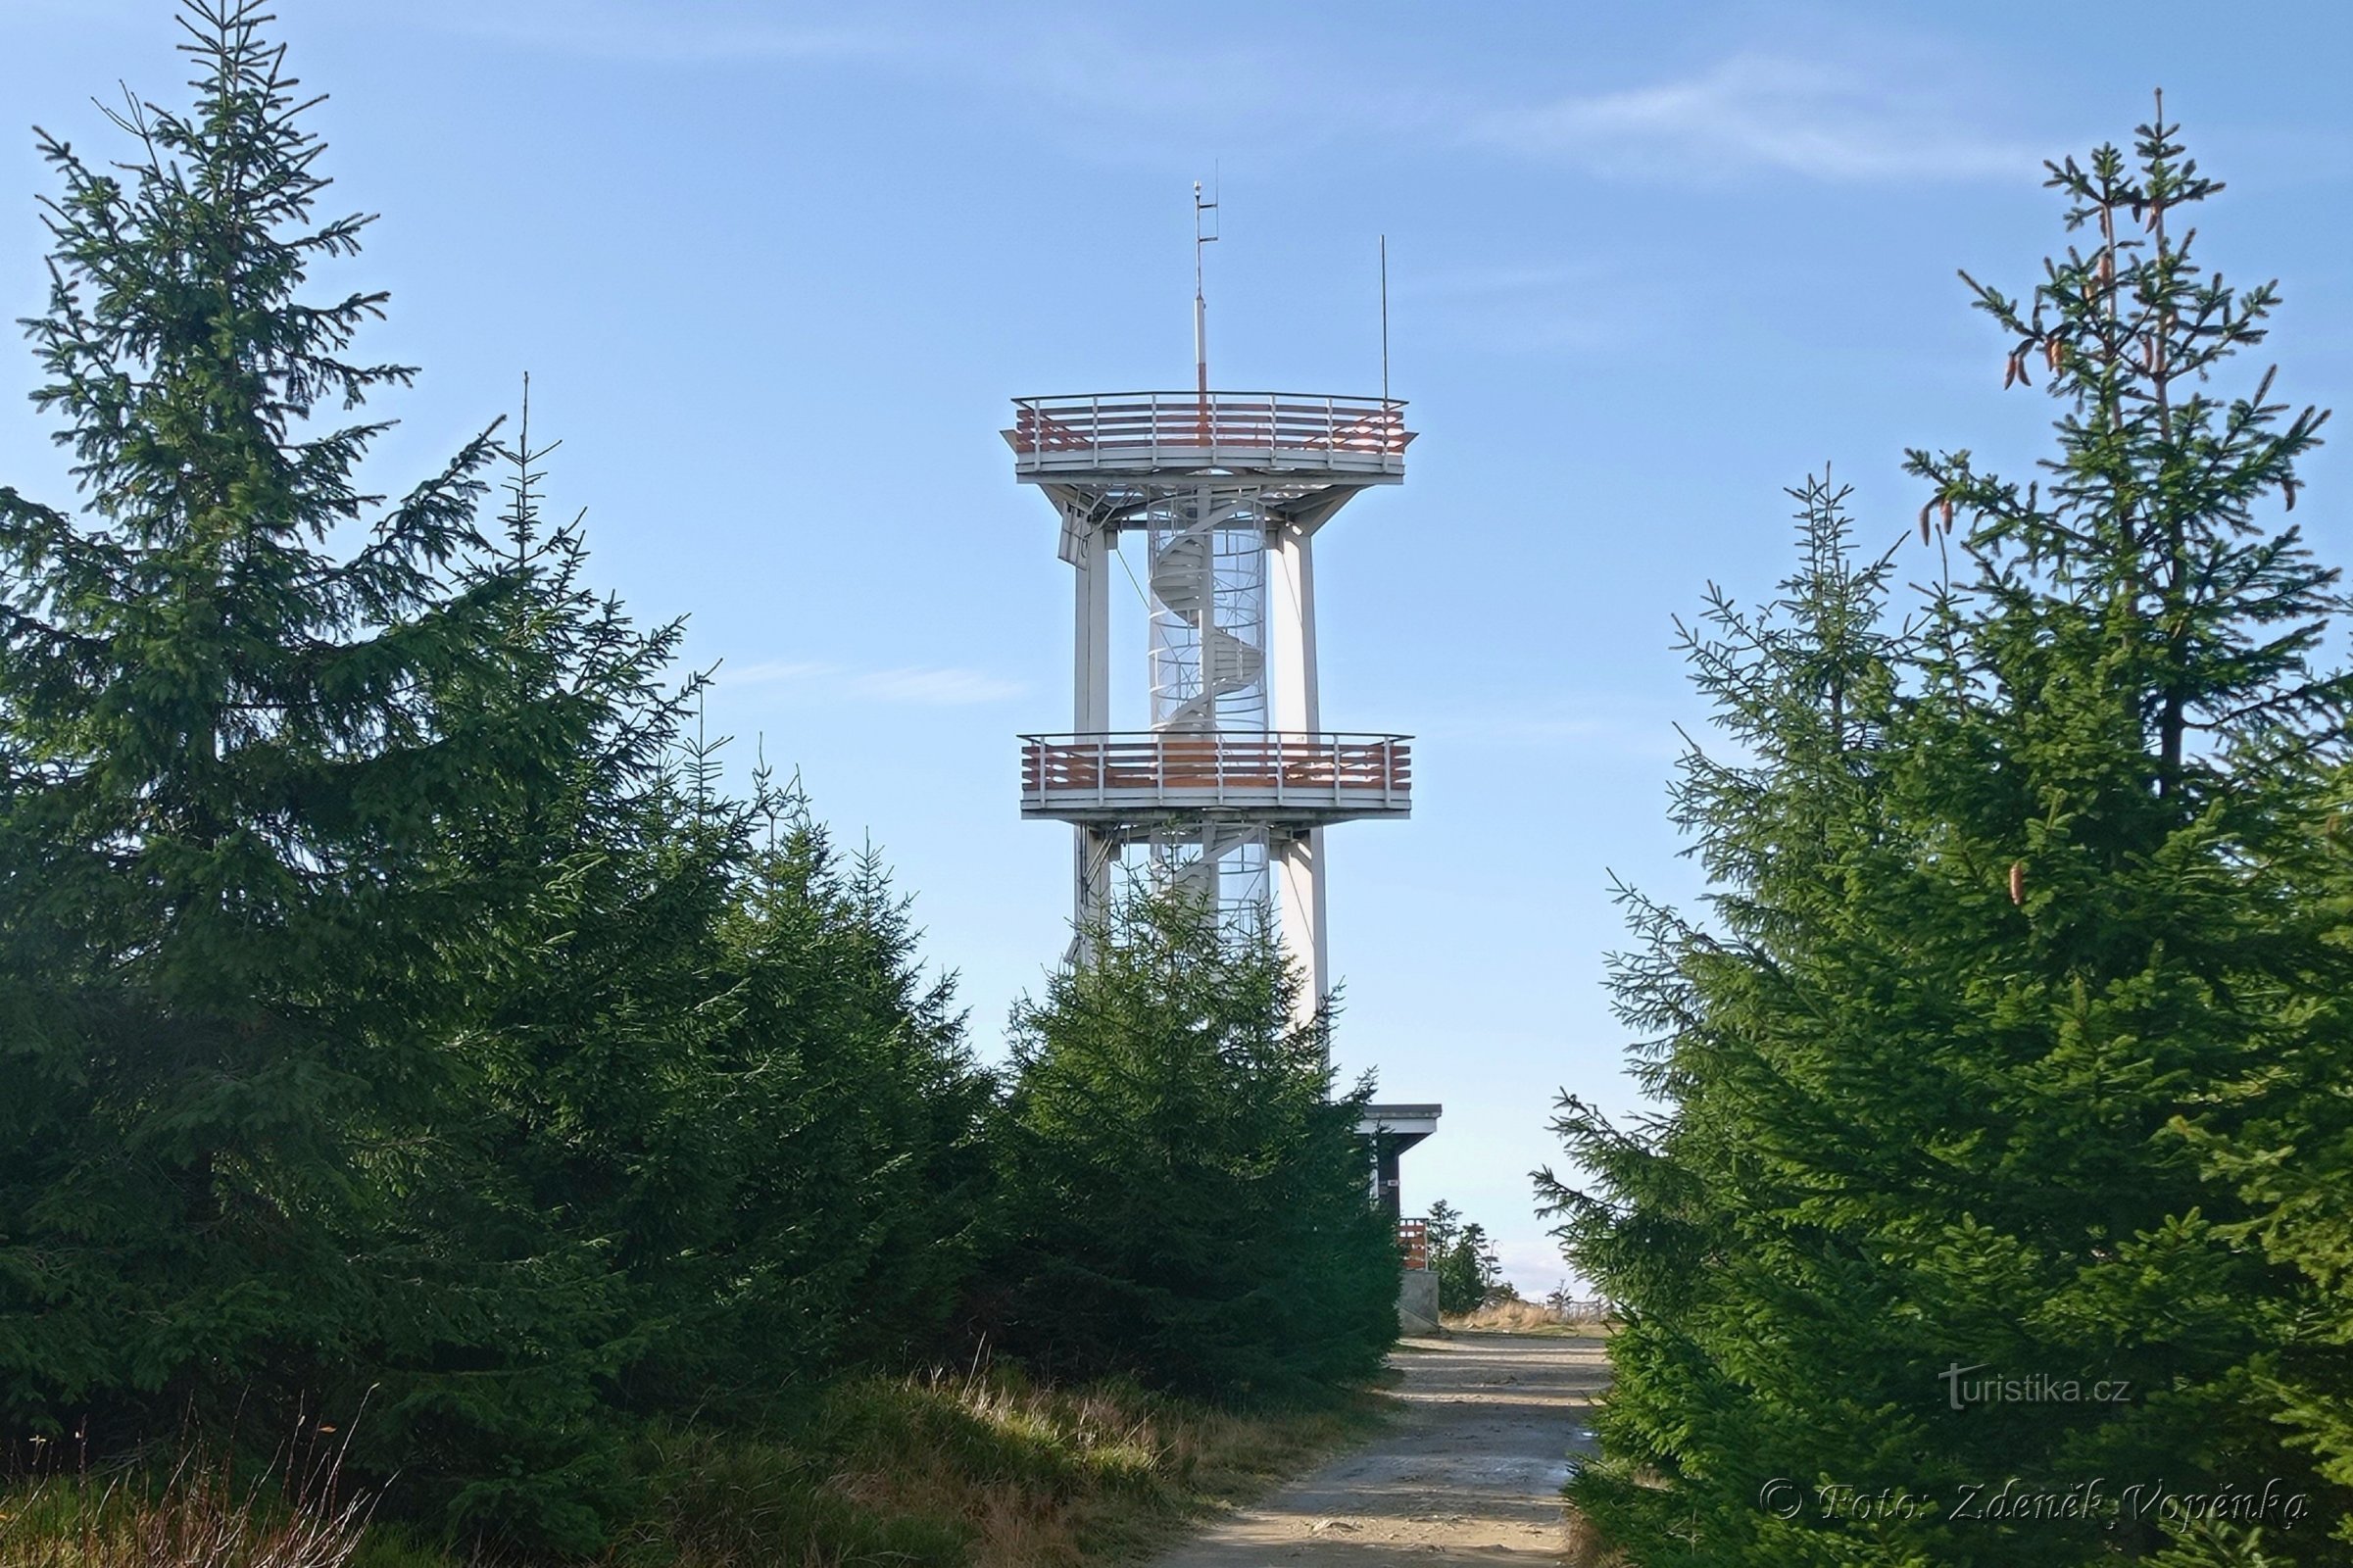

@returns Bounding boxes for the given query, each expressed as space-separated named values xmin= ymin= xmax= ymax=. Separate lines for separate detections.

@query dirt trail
xmin=1152 ymin=1332 xmax=1607 ymax=1565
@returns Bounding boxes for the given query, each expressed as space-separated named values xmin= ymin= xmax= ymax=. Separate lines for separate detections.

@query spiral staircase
xmin=1144 ymin=499 xmax=1263 ymax=906
xmin=1009 ymin=365 xmax=1438 ymax=1270
xmin=1147 ymin=501 xmax=1263 ymax=734
xmin=1007 ymin=387 xmax=1414 ymax=983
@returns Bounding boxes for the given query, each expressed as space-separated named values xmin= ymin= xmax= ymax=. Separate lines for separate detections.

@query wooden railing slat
xmin=1008 ymin=392 xmax=1411 ymax=458
xmin=1022 ymin=732 xmax=1410 ymax=803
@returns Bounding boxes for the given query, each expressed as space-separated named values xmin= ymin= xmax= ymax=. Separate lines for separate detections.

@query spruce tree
xmin=334 ymin=407 xmax=718 ymax=1547
xmin=1435 ymin=1220 xmax=1501 ymax=1317
xmin=1542 ymin=474 xmax=1930 ymax=1564
xmin=2184 ymin=910 xmax=2353 ymax=1558
xmin=0 ymin=0 xmax=551 ymax=1441
xmin=984 ymin=890 xmax=1397 ymax=1401
xmin=0 ymin=6 xmax=1000 ymax=1551
xmin=676 ymin=793 xmax=993 ymax=1394
xmin=1543 ymin=102 xmax=2350 ymax=1563
xmin=1422 ymin=1199 xmax=1505 ymax=1315
xmin=363 ymin=416 xmax=994 ymax=1541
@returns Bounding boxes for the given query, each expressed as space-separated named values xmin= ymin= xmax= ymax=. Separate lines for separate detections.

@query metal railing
xmin=1007 ymin=392 xmax=1412 ymax=465
xmin=1019 ymin=731 xmax=1411 ymax=813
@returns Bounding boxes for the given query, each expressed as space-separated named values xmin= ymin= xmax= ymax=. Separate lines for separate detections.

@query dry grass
xmin=0 ymin=1453 xmax=374 ymax=1568
xmin=1 ymin=1370 xmax=1387 ymax=1568
xmin=1561 ymin=1502 xmax=1632 ymax=1568
xmin=622 ymin=1365 xmax=1389 ymax=1568
xmin=947 ymin=1372 xmax=1385 ymax=1567
xmin=1442 ymin=1298 xmax=1617 ymax=1337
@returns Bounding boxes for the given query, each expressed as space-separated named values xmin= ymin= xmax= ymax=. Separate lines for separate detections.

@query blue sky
xmin=3 ymin=1 xmax=2347 ymax=1295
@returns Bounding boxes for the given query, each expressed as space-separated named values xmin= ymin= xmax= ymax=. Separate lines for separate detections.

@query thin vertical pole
xmin=1194 ymin=180 xmax=1217 ymax=443
xmin=1380 ymin=234 xmax=1389 ymax=411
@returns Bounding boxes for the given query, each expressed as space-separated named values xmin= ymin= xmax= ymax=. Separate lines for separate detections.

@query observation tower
xmin=1008 ymin=186 xmax=1413 ymax=1015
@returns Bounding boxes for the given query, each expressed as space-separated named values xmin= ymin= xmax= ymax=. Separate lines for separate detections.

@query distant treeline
xmin=0 ymin=5 xmax=1397 ymax=1555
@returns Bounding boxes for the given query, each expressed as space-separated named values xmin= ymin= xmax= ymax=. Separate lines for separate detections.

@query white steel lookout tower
xmin=1009 ymin=187 xmax=1413 ymax=1013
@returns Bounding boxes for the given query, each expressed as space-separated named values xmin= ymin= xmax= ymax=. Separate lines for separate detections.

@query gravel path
xmin=1152 ymin=1332 xmax=1607 ymax=1565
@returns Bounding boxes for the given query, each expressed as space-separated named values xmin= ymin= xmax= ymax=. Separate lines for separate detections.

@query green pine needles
xmin=1 ymin=0 xmax=535 ymax=1444
xmin=982 ymin=890 xmax=1400 ymax=1405
xmin=1543 ymin=102 xmax=2352 ymax=1566
xmin=1423 ymin=1199 xmax=1507 ymax=1317
xmin=0 ymin=8 xmax=1403 ymax=1555
xmin=0 ymin=4 xmax=996 ymax=1551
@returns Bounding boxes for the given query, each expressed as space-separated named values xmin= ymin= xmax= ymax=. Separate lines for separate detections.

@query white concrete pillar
xmin=1270 ymin=523 xmax=1328 ymax=1029
xmin=1074 ymin=826 xmax=1115 ymax=957
xmin=1276 ymin=827 xmax=1330 ymax=1031
xmin=1070 ymin=519 xmax=1114 ymax=959
xmin=1268 ymin=522 xmax=1320 ymax=733
xmin=1073 ymin=519 xmax=1111 ymax=734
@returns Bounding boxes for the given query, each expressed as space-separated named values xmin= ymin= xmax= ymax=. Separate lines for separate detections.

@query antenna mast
xmin=1194 ymin=180 xmax=1218 ymax=417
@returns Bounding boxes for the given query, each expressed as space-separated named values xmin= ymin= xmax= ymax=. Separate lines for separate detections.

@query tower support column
xmin=1270 ymin=525 xmax=1327 ymax=1023
xmin=1276 ymin=827 xmax=1330 ymax=1027
xmin=1071 ymin=514 xmax=1111 ymax=733
xmin=1069 ymin=518 xmax=1114 ymax=959
xmin=1269 ymin=522 xmax=1319 ymax=732
xmin=1074 ymin=826 xmax=1115 ymax=955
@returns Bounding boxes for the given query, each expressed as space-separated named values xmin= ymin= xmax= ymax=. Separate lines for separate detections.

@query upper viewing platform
xmin=1005 ymin=391 xmax=1411 ymax=484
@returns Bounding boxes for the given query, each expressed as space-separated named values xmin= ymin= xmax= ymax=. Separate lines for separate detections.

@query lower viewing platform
xmin=1019 ymin=731 xmax=1411 ymax=824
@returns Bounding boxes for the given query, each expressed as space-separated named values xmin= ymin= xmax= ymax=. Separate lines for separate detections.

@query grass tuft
xmin=1 ymin=1369 xmax=1388 ymax=1567
xmin=613 ymin=1364 xmax=1388 ymax=1567
xmin=0 ymin=1448 xmax=373 ymax=1568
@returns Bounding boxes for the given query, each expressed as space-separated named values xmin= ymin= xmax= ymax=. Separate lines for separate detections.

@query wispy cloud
xmin=855 ymin=666 xmax=1029 ymax=705
xmin=1470 ymin=55 xmax=2041 ymax=184
xmin=727 ymin=660 xmax=1025 ymax=706
xmin=397 ymin=2 xmax=1418 ymax=159
xmin=390 ymin=6 xmax=2041 ymax=190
